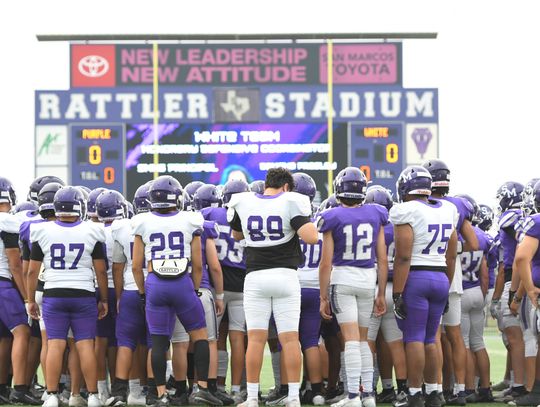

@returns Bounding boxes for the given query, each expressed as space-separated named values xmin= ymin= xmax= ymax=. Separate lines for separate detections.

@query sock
xmin=129 ymin=379 xmax=141 ymax=396
xmin=111 ymin=379 xmax=128 ymax=397
xmin=344 ymin=341 xmax=361 ymax=397
xmin=280 ymin=384 xmax=289 ymax=394
xmin=359 ymin=342 xmax=373 ymax=394
xmin=218 ymin=350 xmax=229 ymax=379
xmin=98 ymin=380 xmax=108 ymax=395
xmin=510 ymin=371 xmax=515 ymax=387
xmin=247 ymin=383 xmax=259 ymax=400
xmin=187 ymin=353 xmax=195 ymax=381
xmin=426 ymin=383 xmax=438 ymax=394
xmin=305 ymin=381 xmax=311 ymax=391
xmin=231 ymin=385 xmax=241 ymax=394
xmin=409 ymin=387 xmax=422 ymax=396
xmin=382 ymin=379 xmax=394 ymax=390
xmin=151 ymin=335 xmax=170 ymax=386
xmin=437 ymin=384 xmax=443 ymax=393
xmin=397 ymin=379 xmax=408 ymax=394
xmin=271 ymin=351 xmax=281 ymax=388
xmin=14 ymin=385 xmax=27 ymax=392
xmin=166 ymin=360 xmax=173 ymax=380
xmin=288 ymin=382 xmax=300 ymax=401
xmin=147 ymin=378 xmax=157 ymax=396
xmin=340 ymin=351 xmax=348 ymax=393
xmin=311 ymin=383 xmax=322 ymax=394
xmin=175 ymin=381 xmax=187 ymax=395
xmin=208 ymin=379 xmax=217 ymax=393
xmin=453 ymin=383 xmax=465 ymax=394
xmin=194 ymin=340 xmax=210 ymax=384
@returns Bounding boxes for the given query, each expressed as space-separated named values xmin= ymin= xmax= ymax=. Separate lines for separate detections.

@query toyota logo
xmin=78 ymin=55 xmax=109 ymax=78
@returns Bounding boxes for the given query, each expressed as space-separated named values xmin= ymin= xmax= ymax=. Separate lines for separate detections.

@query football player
xmin=422 ymin=159 xmax=478 ymax=405
xmin=201 ymin=179 xmax=249 ymax=403
xmin=364 ymin=186 xmax=408 ymax=403
xmin=87 ymin=188 xmax=109 ymax=223
xmin=27 ymin=186 xmax=109 ymax=407
xmin=319 ymin=168 xmax=389 ymax=407
xmin=227 ymin=167 xmax=318 ymax=407
xmin=183 ymin=181 xmax=205 ymax=211
xmin=131 ymin=175 xmax=220 ymax=407
xmin=390 ymin=166 xmax=459 ymax=407
xmin=26 ymin=176 xmax=65 ymax=204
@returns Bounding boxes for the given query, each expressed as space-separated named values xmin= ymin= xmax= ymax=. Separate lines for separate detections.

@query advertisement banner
xmin=35 ymin=86 xmax=437 ymax=124
xmin=70 ymin=43 xmax=402 ymax=87
xmin=35 ymin=125 xmax=68 ymax=166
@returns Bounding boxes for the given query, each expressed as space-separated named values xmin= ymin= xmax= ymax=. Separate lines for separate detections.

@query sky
xmin=0 ymin=0 xmax=538 ymax=205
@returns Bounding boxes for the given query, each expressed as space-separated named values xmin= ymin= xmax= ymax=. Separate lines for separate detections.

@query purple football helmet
xmin=477 ymin=204 xmax=494 ymax=231
xmin=96 ymin=190 xmax=126 ymax=222
xmin=522 ymin=178 xmax=540 ymax=216
xmin=422 ymin=159 xmax=450 ymax=189
xmin=133 ymin=181 xmax=152 ymax=214
xmin=365 ymin=185 xmax=393 ymax=211
xmin=396 ymin=165 xmax=432 ymax=202
xmin=54 ymin=186 xmax=84 ymax=218
xmin=0 ymin=177 xmax=16 ymax=206
xmin=192 ymin=184 xmax=221 ymax=211
xmin=317 ymin=194 xmax=339 ymax=215
xmin=126 ymin=202 xmax=134 ymax=219
xmin=149 ymin=176 xmax=183 ymax=209
xmin=334 ymin=167 xmax=368 ymax=201
xmin=14 ymin=201 xmax=38 ymax=213
xmin=38 ymin=182 xmax=64 ymax=213
xmin=292 ymin=172 xmax=317 ymax=202
xmin=183 ymin=181 xmax=204 ymax=211
xmin=249 ymin=180 xmax=265 ymax=194
xmin=28 ymin=175 xmax=65 ymax=203
xmin=87 ymin=187 xmax=108 ymax=217
xmin=222 ymin=179 xmax=250 ymax=205
xmin=455 ymin=193 xmax=479 ymax=224
xmin=496 ymin=181 xmax=524 ymax=212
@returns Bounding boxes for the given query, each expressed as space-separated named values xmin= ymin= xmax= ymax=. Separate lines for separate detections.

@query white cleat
xmin=98 ymin=392 xmax=110 ymax=406
xmin=331 ymin=396 xmax=362 ymax=407
xmin=313 ymin=394 xmax=325 ymax=406
xmin=361 ymin=395 xmax=376 ymax=407
xmin=88 ymin=393 xmax=104 ymax=407
xmin=238 ymin=398 xmax=259 ymax=407
xmin=69 ymin=394 xmax=88 ymax=407
xmin=43 ymin=394 xmax=60 ymax=407
xmin=41 ymin=391 xmax=50 ymax=402
xmin=232 ymin=391 xmax=245 ymax=405
xmin=127 ymin=393 xmax=147 ymax=406
xmin=285 ymin=399 xmax=301 ymax=407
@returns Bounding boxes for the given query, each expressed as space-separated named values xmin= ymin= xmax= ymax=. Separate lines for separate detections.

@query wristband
xmin=216 ymin=293 xmax=224 ymax=300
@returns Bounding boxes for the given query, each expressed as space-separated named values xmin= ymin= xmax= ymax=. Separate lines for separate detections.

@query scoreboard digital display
xmin=349 ymin=123 xmax=403 ymax=192
xmin=70 ymin=124 xmax=125 ymax=192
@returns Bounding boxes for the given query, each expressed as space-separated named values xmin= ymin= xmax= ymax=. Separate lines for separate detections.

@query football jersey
xmin=0 ymin=212 xmax=21 ymax=279
xmin=201 ymin=206 xmax=246 ymax=292
xmin=461 ymin=226 xmax=490 ymax=290
xmin=522 ymin=214 xmax=540 ymax=287
xmin=227 ymin=191 xmax=311 ymax=272
xmin=299 ymin=219 xmax=322 ymax=289
xmin=384 ymin=222 xmax=395 ymax=281
xmin=13 ymin=210 xmax=41 ymax=224
xmin=498 ymin=209 xmax=522 ymax=281
xmin=390 ymin=199 xmax=459 ymax=268
xmin=486 ymin=233 xmax=500 ymax=289
xmin=30 ymin=220 xmax=106 ymax=291
xmin=318 ymin=204 xmax=388 ymax=289
xmin=111 ymin=218 xmax=137 ymax=291
xmin=200 ymin=220 xmax=219 ymax=290
xmin=103 ymin=223 xmax=115 ymax=288
xmin=132 ymin=210 xmax=204 ymax=264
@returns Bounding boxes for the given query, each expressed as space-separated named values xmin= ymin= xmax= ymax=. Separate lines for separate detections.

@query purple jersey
xmin=384 ymin=222 xmax=394 ymax=280
xmin=522 ymin=214 xmax=540 ymax=287
xmin=318 ymin=204 xmax=388 ymax=269
xmin=461 ymin=226 xmax=489 ymax=290
xmin=199 ymin=220 xmax=219 ymax=290
xmin=441 ymin=196 xmax=473 ymax=232
xmin=487 ymin=234 xmax=500 ymax=289
xmin=201 ymin=207 xmax=246 ymax=292
xmin=19 ymin=218 xmax=46 ymax=260
xmin=498 ymin=209 xmax=522 ymax=272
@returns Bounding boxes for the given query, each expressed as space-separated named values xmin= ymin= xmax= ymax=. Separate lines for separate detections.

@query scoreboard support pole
xmin=153 ymin=43 xmax=159 ymax=179
xmin=326 ymin=39 xmax=334 ymax=196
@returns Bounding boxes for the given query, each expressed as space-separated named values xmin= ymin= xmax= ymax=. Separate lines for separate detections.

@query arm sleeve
xmin=92 ymin=242 xmax=106 ymax=260
xmin=227 ymin=208 xmax=243 ymax=232
xmin=30 ymin=242 xmax=45 ymax=262
xmin=112 ymin=240 xmax=127 ymax=263
xmin=22 ymin=242 xmax=31 ymax=261
xmin=0 ymin=232 xmax=19 ymax=249
xmin=291 ymin=215 xmax=311 ymax=231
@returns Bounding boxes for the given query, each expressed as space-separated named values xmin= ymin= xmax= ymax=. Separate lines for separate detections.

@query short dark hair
xmin=265 ymin=167 xmax=294 ymax=191
xmin=338 ymin=197 xmax=364 ymax=207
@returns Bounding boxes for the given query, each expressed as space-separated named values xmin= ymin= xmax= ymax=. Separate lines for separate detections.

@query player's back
xmin=0 ymin=212 xmax=20 ymax=279
xmin=461 ymin=226 xmax=489 ymax=289
xmin=520 ymin=214 xmax=540 ymax=286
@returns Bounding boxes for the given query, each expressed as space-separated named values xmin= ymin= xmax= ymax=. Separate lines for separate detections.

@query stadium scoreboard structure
xmin=35 ymin=42 xmax=438 ymax=198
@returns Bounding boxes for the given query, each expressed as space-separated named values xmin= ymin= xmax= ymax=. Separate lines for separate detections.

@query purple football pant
xmin=145 ymin=273 xmax=206 ymax=337
xmin=299 ymin=288 xmax=321 ymax=350
xmin=398 ymin=270 xmax=449 ymax=344
xmin=42 ymin=296 xmax=97 ymax=342
xmin=116 ymin=290 xmax=147 ymax=351
xmin=0 ymin=280 xmax=28 ymax=334
xmin=96 ymin=288 xmax=117 ymax=345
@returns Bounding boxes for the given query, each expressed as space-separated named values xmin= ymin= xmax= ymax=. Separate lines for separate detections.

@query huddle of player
xmin=0 ymin=160 xmax=539 ymax=407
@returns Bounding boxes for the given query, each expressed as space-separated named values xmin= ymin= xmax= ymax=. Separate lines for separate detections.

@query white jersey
xmin=132 ymin=210 xmax=204 ymax=262
xmin=103 ymin=223 xmax=115 ymax=288
xmin=390 ymin=199 xmax=459 ymax=268
xmin=0 ymin=212 xmax=21 ymax=279
xmin=298 ymin=228 xmax=322 ymax=289
xmin=227 ymin=191 xmax=311 ymax=248
xmin=30 ymin=220 xmax=106 ymax=291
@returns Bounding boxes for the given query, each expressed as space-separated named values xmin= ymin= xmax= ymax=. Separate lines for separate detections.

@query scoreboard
xmin=70 ymin=125 xmax=125 ymax=192
xmin=349 ymin=123 xmax=403 ymax=192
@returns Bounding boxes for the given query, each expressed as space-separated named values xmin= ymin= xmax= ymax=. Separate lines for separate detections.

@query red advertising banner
xmin=71 ymin=45 xmax=116 ymax=87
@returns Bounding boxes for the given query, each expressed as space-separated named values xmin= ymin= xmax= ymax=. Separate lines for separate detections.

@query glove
xmin=490 ymin=299 xmax=501 ymax=319
xmin=139 ymin=293 xmax=146 ymax=314
xmin=508 ymin=290 xmax=516 ymax=307
xmin=443 ymin=300 xmax=450 ymax=314
xmin=393 ymin=293 xmax=406 ymax=320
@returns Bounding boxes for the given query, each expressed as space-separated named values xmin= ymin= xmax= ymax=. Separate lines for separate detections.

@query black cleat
xmin=147 ymin=391 xmax=159 ymax=406
xmin=407 ymin=393 xmax=425 ymax=407
xmin=9 ymin=390 xmax=42 ymax=406
xmin=445 ymin=392 xmax=466 ymax=406
xmin=509 ymin=392 xmax=540 ymax=406
xmin=377 ymin=389 xmax=397 ymax=403
xmin=170 ymin=392 xmax=189 ymax=406
xmin=191 ymin=388 xmax=223 ymax=406
xmin=106 ymin=394 xmax=127 ymax=406
xmin=213 ymin=389 xmax=234 ymax=406
xmin=155 ymin=394 xmax=170 ymax=407
xmin=425 ymin=391 xmax=442 ymax=407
